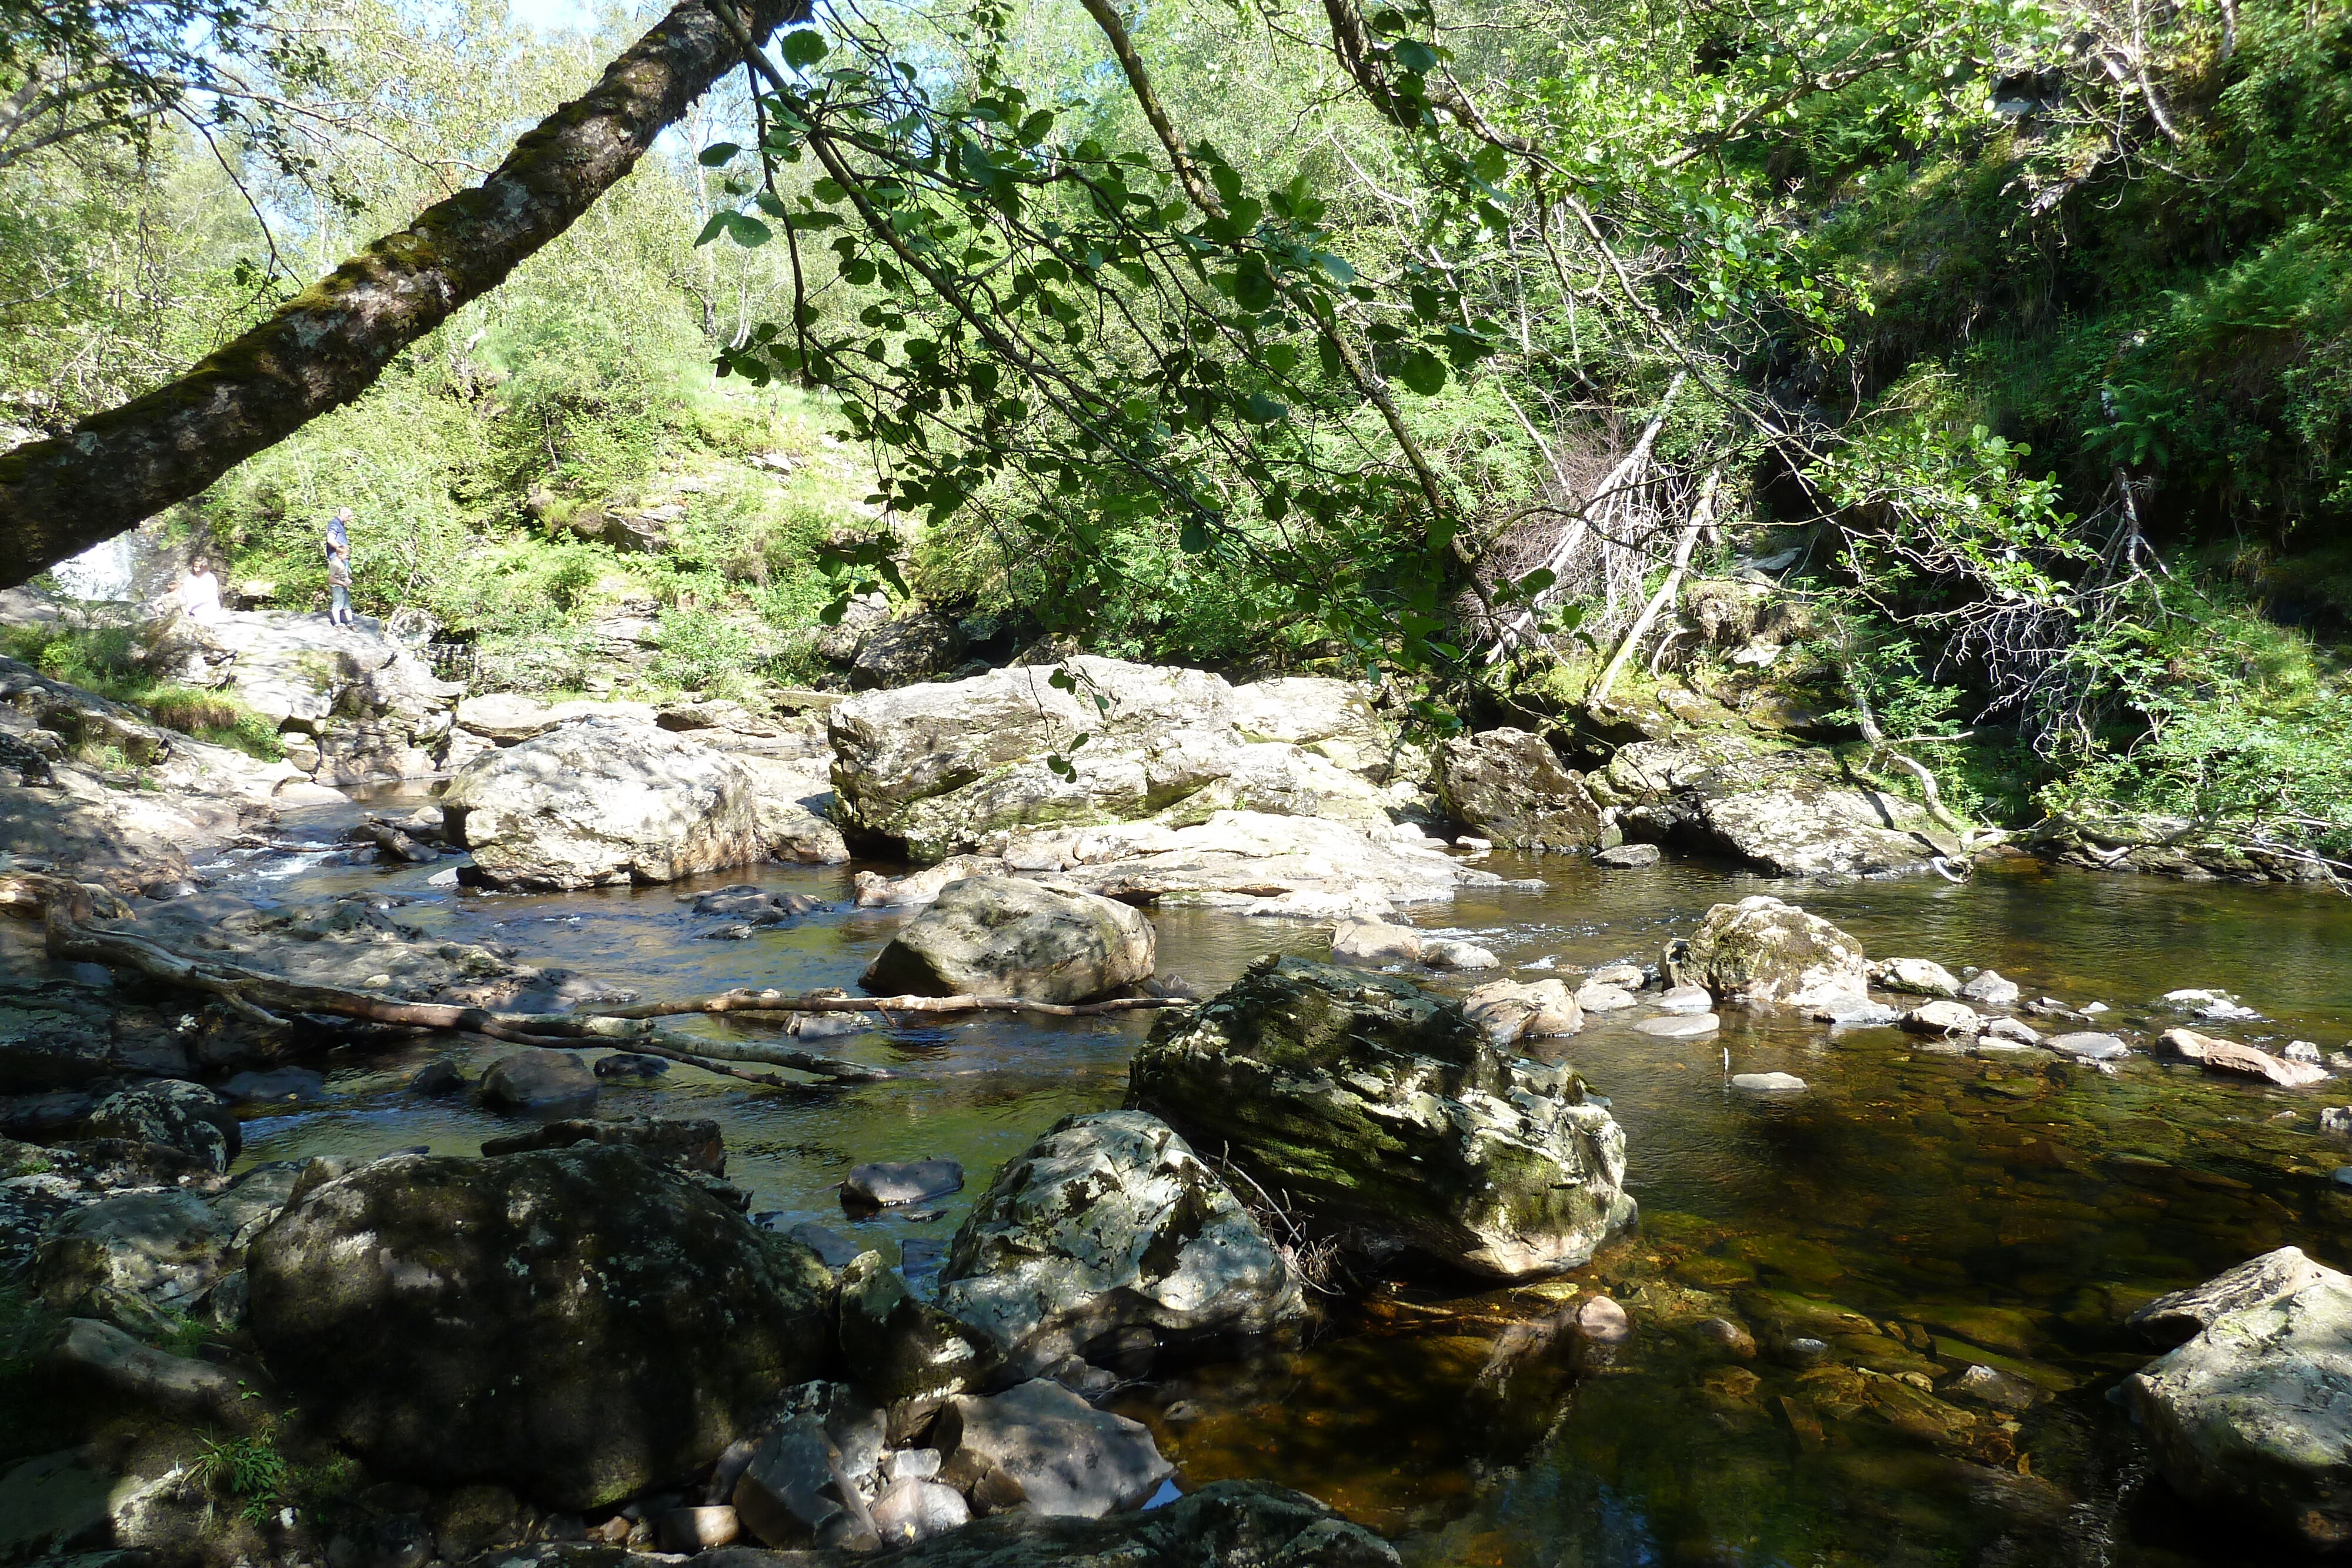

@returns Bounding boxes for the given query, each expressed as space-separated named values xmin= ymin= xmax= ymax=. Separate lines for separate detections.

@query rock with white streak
xmin=2160 ymin=1028 xmax=2329 ymax=1088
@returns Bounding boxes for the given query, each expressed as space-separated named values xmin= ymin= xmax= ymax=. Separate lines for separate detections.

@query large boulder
xmin=34 ymin=1190 xmax=235 ymax=1326
xmin=1435 ymin=729 xmax=1605 ymax=851
xmin=937 ymin=1379 xmax=1172 ymax=1517
xmin=247 ymin=1146 xmax=833 ymax=1508
xmin=850 ymin=609 xmax=968 ymax=690
xmin=2123 ymin=1248 xmax=2352 ymax=1549
xmin=936 ymin=1109 xmax=1305 ymax=1379
xmin=1667 ymin=895 xmax=1870 ymax=1008
xmin=827 ymin=658 xmax=1406 ymax=861
xmin=857 ymin=810 xmax=1498 ymax=921
xmin=860 ymin=875 xmax=1155 ymax=1004
xmin=441 ymin=716 xmax=766 ymax=890
xmin=1591 ymin=735 xmax=1957 ymax=876
xmin=1127 ymin=957 xmax=1633 ymax=1278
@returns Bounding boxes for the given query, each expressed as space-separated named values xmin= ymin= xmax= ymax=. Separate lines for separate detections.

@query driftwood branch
xmin=1588 ymin=466 xmax=1718 ymax=704
xmin=25 ymin=876 xmax=1184 ymax=1089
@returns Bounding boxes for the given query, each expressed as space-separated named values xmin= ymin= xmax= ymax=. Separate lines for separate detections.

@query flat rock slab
xmin=1731 ymin=1072 xmax=1807 ymax=1092
xmin=938 ymin=1378 xmax=1172 ymax=1518
xmin=844 ymin=1160 xmax=964 ymax=1210
xmin=2046 ymin=1032 xmax=2132 ymax=1061
xmin=1812 ymin=997 xmax=1900 ymax=1027
xmin=1635 ymin=1013 xmax=1720 ymax=1038
xmin=1592 ymin=844 xmax=1661 ymax=868
xmin=2161 ymin=1027 xmax=2329 ymax=1087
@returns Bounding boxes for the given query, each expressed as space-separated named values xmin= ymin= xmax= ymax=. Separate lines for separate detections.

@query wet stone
xmin=218 ymin=1067 xmax=325 ymax=1105
xmin=1655 ymin=985 xmax=1714 ymax=1015
xmin=478 ymin=1051 xmax=596 ymax=1111
xmin=1983 ymin=1016 xmax=2043 ymax=1046
xmin=2046 ymin=1032 xmax=2132 ymax=1061
xmin=1960 ymin=969 xmax=2022 ymax=1006
xmin=843 ymin=1159 xmax=964 ymax=1210
xmin=1732 ymin=1072 xmax=1806 ymax=1093
xmin=1943 ymin=1363 xmax=2043 ymax=1412
xmin=1694 ymin=1316 xmax=1757 ymax=1359
xmin=1813 ymin=997 xmax=1900 ymax=1027
xmin=654 ymin=1506 xmax=739 ymax=1553
xmin=592 ymin=1052 xmax=669 ymax=1079
xmin=409 ymin=1059 xmax=464 ymax=1095
xmin=1636 ymin=1014 xmax=1720 ymax=1038
xmin=1902 ymin=1001 xmax=1980 ymax=1037
xmin=937 ymin=1378 xmax=1174 ymax=1519
xmin=1592 ymin=844 xmax=1661 ymax=868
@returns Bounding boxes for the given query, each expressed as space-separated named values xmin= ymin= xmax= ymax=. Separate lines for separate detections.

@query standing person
xmin=176 ymin=556 xmax=226 ymax=624
xmin=325 ymin=507 xmax=354 ymax=626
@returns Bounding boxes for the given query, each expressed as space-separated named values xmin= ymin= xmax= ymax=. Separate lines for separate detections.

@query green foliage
xmin=195 ymin=1431 xmax=294 ymax=1524
xmin=0 ymin=623 xmax=283 ymax=760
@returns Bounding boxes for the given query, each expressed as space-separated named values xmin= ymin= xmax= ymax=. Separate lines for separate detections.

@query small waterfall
xmin=51 ymin=533 xmax=141 ymax=601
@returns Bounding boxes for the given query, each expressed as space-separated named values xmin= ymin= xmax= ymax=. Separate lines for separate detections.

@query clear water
xmin=192 ymin=802 xmax=2352 ymax=1566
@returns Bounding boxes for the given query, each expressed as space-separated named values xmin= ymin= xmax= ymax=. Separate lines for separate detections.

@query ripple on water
xmin=204 ymin=837 xmax=2352 ymax=1567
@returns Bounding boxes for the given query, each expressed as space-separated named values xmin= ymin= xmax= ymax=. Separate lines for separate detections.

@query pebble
xmin=1731 ymin=1071 xmax=1806 ymax=1092
xmin=1693 ymin=1316 xmax=1757 ymax=1359
xmin=1636 ymin=1013 xmax=1721 ymax=1038
xmin=1780 ymin=1336 xmax=1831 ymax=1368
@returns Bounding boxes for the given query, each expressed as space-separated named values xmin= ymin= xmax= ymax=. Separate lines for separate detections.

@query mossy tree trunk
xmin=0 ymin=0 xmax=810 ymax=591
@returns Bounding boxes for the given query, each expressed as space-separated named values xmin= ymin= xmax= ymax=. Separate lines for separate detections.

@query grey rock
xmin=1959 ymin=969 xmax=2022 ymax=1006
xmin=1636 ymin=1013 xmax=1722 ymax=1038
xmin=479 ymin=1115 xmax=724 ymax=1175
xmin=2160 ymin=1027 xmax=2330 ymax=1088
xmin=869 ymin=1478 xmax=971 ymax=1546
xmin=1901 ymin=1001 xmax=1982 ymax=1037
xmin=862 ymin=876 xmax=1154 ymax=1005
xmin=1694 ymin=1316 xmax=1757 ymax=1359
xmin=1589 ymin=962 xmax=1647 ymax=988
xmin=837 ymin=1251 xmax=994 ymax=1407
xmin=936 ymin=1109 xmax=1305 ymax=1381
xmin=479 ymin=1051 xmax=596 ymax=1111
xmin=1422 ymin=939 xmax=1499 ymax=971
xmin=1434 ymin=729 xmax=1605 ymax=850
xmin=51 ymin=1315 xmax=264 ymax=1429
xmin=2046 ymin=1032 xmax=2132 ymax=1061
xmin=733 ymin=1383 xmax=887 ymax=1549
xmin=86 ymin=1079 xmax=238 ymax=1173
xmin=34 ymin=1190 xmax=234 ymax=1327
xmin=592 ymin=1052 xmax=669 ymax=1079
xmin=2287 ymin=1041 xmax=2324 ymax=1064
xmin=1667 ymin=897 xmax=1869 ymax=1008
xmin=1730 ymin=1072 xmax=1806 ymax=1092
xmin=850 ymin=610 xmax=968 ymax=691
xmin=2324 ymin=1107 xmax=2352 ymax=1136
xmin=442 ymin=717 xmax=767 ymax=890
xmin=1945 ymin=1363 xmax=2043 ymax=1413
xmin=1983 ymin=1016 xmax=2043 ymax=1046
xmin=2124 ymin=1251 xmax=2352 ymax=1548
xmin=1873 ymin=957 xmax=1960 ymax=998
xmin=1655 ymin=984 xmax=1715 ymax=1015
xmin=247 ymin=1146 xmax=833 ymax=1509
xmin=938 ymin=1378 xmax=1173 ymax=1518
xmin=410 ymin=1059 xmax=465 ymax=1095
xmin=1811 ymin=996 xmax=1901 ymax=1027
xmin=1572 ymin=981 xmax=1636 ymax=1012
xmin=2129 ymin=1246 xmax=2337 ymax=1348
xmin=1331 ymin=918 xmax=1422 ymax=964
xmin=844 ymin=1159 xmax=964 ymax=1209
xmin=1592 ymin=843 xmax=1661 ymax=869
xmin=1128 ymin=956 xmax=1633 ymax=1279
xmin=1460 ymin=978 xmax=1583 ymax=1044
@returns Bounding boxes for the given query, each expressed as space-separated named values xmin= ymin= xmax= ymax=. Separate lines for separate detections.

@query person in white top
xmin=176 ymin=557 xmax=227 ymax=624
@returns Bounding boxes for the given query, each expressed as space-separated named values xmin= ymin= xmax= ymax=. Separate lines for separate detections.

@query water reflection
xmin=209 ymin=833 xmax=2350 ymax=1566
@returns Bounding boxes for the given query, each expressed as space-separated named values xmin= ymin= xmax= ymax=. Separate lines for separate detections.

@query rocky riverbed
xmin=6 ymin=617 xmax=2352 ymax=1568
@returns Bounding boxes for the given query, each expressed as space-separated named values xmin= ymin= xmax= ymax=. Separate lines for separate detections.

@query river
xmin=207 ymin=791 xmax=2351 ymax=1568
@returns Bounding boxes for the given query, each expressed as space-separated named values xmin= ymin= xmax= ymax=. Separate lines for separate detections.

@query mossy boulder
xmin=1125 ymin=957 xmax=1633 ymax=1279
xmin=248 ymin=1145 xmax=833 ymax=1509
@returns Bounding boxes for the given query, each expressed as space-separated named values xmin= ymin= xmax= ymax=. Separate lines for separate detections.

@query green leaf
xmin=1397 ymin=348 xmax=1446 ymax=396
xmin=1392 ymin=38 xmax=1438 ymax=73
xmin=780 ymin=29 xmax=827 ymax=68
xmin=698 ymin=142 xmax=740 ymax=168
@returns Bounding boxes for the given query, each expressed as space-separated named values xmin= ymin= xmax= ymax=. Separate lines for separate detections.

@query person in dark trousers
xmin=325 ymin=508 xmax=354 ymax=626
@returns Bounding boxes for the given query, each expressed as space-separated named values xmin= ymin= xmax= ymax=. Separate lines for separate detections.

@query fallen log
xmin=29 ymin=876 xmax=1187 ymax=1089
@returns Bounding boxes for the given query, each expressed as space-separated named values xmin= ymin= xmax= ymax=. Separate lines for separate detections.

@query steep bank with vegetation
xmin=3 ymin=0 xmax=2347 ymax=875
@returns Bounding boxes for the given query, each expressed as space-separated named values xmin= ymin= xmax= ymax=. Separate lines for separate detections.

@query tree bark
xmin=0 ymin=0 xmax=810 ymax=591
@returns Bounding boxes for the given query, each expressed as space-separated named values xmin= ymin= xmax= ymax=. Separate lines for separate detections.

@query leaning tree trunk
xmin=0 ymin=0 xmax=808 ymax=590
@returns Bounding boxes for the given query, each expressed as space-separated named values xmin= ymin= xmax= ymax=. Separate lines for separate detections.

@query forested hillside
xmin=5 ymin=0 xmax=2347 ymax=857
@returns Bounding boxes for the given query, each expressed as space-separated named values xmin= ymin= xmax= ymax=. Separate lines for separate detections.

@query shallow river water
xmin=182 ymin=800 xmax=2352 ymax=1568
